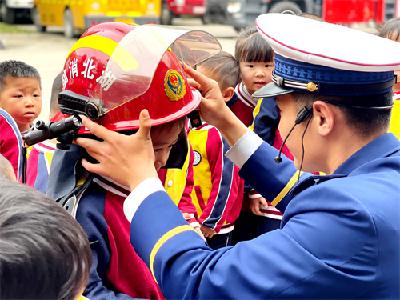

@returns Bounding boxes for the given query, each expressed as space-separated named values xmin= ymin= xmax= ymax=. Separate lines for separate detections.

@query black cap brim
xmin=253 ymin=82 xmax=294 ymax=98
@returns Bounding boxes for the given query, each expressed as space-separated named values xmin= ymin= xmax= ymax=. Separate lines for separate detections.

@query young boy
xmin=189 ymin=51 xmax=244 ymax=248
xmin=0 ymin=179 xmax=91 ymax=300
xmin=45 ymin=22 xmax=220 ymax=299
xmin=0 ymin=60 xmax=42 ymax=133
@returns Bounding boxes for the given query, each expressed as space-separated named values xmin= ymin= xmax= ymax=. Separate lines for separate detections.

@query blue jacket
xmin=128 ymin=133 xmax=400 ymax=299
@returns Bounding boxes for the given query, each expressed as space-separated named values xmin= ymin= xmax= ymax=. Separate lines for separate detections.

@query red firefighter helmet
xmin=59 ymin=22 xmax=221 ymax=132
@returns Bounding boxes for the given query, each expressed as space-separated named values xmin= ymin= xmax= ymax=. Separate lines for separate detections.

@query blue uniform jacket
xmin=128 ymin=133 xmax=400 ymax=299
xmin=251 ymin=96 xmax=280 ymax=145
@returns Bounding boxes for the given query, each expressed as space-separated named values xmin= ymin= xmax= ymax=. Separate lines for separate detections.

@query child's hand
xmin=193 ymin=226 xmax=206 ymax=240
xmin=250 ymin=197 xmax=268 ymax=216
xmin=200 ymin=225 xmax=216 ymax=239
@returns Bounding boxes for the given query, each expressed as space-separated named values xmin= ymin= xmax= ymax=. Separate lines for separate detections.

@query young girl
xmin=232 ymin=26 xmax=275 ymax=127
xmin=379 ymin=18 xmax=400 ymax=139
xmin=232 ymin=26 xmax=293 ymax=243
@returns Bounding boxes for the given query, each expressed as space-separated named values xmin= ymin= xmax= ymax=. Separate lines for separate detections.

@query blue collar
xmin=334 ymin=133 xmax=400 ymax=175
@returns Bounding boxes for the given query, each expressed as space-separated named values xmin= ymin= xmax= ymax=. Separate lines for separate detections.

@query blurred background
xmin=0 ymin=0 xmax=398 ymax=120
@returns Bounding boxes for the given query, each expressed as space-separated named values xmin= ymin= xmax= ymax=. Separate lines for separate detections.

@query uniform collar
xmin=334 ymin=133 xmax=400 ymax=175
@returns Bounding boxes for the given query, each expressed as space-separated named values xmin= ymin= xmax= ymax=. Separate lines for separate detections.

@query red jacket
xmin=0 ymin=109 xmax=23 ymax=180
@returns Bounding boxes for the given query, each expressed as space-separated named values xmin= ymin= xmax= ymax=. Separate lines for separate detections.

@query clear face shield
xmin=87 ymin=25 xmax=221 ymax=116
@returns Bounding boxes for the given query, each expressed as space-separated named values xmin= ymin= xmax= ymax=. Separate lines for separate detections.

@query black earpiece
xmin=294 ymin=106 xmax=313 ymax=124
xmin=275 ymin=106 xmax=313 ymax=164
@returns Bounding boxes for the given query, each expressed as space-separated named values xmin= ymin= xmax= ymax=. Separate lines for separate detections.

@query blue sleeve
xmin=76 ymin=186 xmax=134 ymax=300
xmin=251 ymin=97 xmax=280 ymax=145
xmin=239 ymin=142 xmax=308 ymax=212
xmin=129 ymin=186 xmax=378 ymax=299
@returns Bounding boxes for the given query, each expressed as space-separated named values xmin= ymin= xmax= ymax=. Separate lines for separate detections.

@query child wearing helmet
xmin=45 ymin=22 xmax=220 ymax=299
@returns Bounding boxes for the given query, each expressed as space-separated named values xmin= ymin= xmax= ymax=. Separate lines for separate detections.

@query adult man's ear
xmin=313 ymin=100 xmax=335 ymax=136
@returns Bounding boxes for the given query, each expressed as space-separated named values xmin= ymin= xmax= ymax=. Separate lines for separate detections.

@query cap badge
xmin=306 ymin=82 xmax=318 ymax=92
xmin=164 ymin=70 xmax=186 ymax=101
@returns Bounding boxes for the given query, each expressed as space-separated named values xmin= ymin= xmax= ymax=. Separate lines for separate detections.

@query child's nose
xmin=24 ymin=96 xmax=35 ymax=106
xmin=255 ymin=68 xmax=266 ymax=77
xmin=154 ymin=149 xmax=170 ymax=171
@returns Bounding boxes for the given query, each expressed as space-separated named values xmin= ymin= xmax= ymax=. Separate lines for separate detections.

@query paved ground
xmin=0 ymin=19 xmax=237 ymax=121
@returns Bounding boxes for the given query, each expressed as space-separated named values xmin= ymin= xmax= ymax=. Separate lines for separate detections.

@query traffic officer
xmin=77 ymin=14 xmax=400 ymax=299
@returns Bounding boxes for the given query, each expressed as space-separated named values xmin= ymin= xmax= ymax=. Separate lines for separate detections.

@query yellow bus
xmin=33 ymin=0 xmax=161 ymax=38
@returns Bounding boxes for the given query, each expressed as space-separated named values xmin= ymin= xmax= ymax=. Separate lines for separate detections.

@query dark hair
xmin=293 ymin=92 xmax=392 ymax=137
xmin=0 ymin=180 xmax=91 ymax=299
xmin=0 ymin=60 xmax=41 ymax=91
xmin=379 ymin=17 xmax=400 ymax=40
xmin=50 ymin=72 xmax=63 ymax=118
xmin=197 ymin=51 xmax=240 ymax=90
xmin=234 ymin=25 xmax=274 ymax=63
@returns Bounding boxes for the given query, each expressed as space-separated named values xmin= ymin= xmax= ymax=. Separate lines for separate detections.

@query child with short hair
xmin=189 ymin=51 xmax=244 ymax=249
xmin=0 ymin=179 xmax=91 ymax=300
xmin=379 ymin=18 xmax=400 ymax=139
xmin=0 ymin=60 xmax=42 ymax=133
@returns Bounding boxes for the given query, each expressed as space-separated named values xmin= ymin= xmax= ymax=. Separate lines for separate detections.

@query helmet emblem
xmin=164 ymin=70 xmax=186 ymax=101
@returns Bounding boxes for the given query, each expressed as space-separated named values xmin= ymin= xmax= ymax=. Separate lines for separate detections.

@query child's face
xmin=151 ymin=120 xmax=184 ymax=171
xmin=239 ymin=61 xmax=274 ymax=95
xmin=0 ymin=76 xmax=42 ymax=132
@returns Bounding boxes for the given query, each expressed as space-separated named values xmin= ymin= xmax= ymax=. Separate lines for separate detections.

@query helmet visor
xmin=99 ymin=25 xmax=221 ymax=112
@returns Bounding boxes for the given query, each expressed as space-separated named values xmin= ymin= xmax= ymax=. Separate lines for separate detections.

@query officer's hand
xmin=200 ymin=225 xmax=216 ymax=238
xmin=185 ymin=66 xmax=248 ymax=146
xmin=250 ymin=197 xmax=268 ymax=216
xmin=76 ymin=110 xmax=157 ymax=191
xmin=185 ymin=66 xmax=230 ymax=127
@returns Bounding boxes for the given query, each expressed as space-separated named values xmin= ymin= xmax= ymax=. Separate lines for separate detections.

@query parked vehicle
xmin=0 ymin=0 xmax=33 ymax=23
xmin=205 ymin=0 xmax=229 ymax=24
xmin=160 ymin=0 xmax=206 ymax=25
xmin=228 ymin=0 xmax=396 ymax=32
xmin=33 ymin=0 xmax=161 ymax=38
